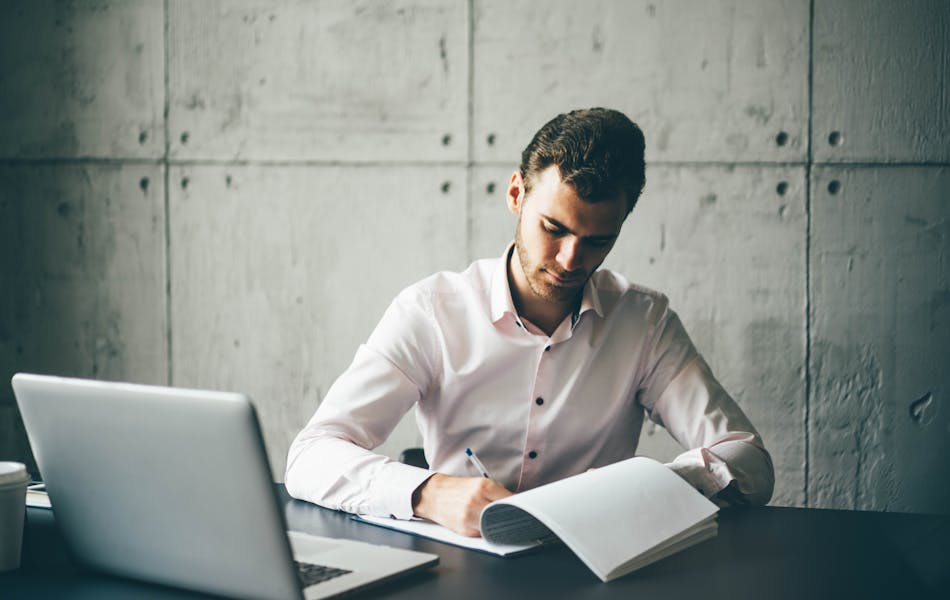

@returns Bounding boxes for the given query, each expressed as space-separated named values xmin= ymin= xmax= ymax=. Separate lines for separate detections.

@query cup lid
xmin=0 ymin=462 xmax=30 ymax=486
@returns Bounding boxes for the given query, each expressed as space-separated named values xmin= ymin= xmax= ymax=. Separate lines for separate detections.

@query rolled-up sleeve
xmin=285 ymin=290 xmax=440 ymax=519
xmin=638 ymin=307 xmax=775 ymax=506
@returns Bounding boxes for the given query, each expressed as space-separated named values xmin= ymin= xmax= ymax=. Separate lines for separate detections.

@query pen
xmin=465 ymin=448 xmax=492 ymax=479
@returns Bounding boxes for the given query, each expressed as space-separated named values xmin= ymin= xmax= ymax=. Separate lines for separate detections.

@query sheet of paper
xmin=353 ymin=514 xmax=540 ymax=556
xmin=26 ymin=489 xmax=52 ymax=509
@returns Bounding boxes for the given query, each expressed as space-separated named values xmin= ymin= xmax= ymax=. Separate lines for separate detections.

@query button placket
xmin=521 ymin=339 xmax=551 ymax=487
xmin=534 ymin=340 xmax=550 ymax=409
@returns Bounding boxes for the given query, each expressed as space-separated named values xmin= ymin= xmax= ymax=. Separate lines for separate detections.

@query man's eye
xmin=544 ymin=225 xmax=565 ymax=236
xmin=585 ymin=238 xmax=614 ymax=249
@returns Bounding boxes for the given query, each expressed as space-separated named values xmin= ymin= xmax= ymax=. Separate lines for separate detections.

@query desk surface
xmin=3 ymin=485 xmax=947 ymax=599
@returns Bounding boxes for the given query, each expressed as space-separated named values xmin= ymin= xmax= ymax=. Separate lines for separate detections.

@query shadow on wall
xmin=0 ymin=164 xmax=168 ymax=478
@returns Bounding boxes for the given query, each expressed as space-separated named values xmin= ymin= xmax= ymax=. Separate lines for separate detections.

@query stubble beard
xmin=514 ymin=216 xmax=587 ymax=304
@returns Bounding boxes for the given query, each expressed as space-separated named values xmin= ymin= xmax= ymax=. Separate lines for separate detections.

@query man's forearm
xmin=285 ymin=433 xmax=432 ymax=519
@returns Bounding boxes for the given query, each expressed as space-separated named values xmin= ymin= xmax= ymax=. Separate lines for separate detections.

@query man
xmin=286 ymin=108 xmax=774 ymax=537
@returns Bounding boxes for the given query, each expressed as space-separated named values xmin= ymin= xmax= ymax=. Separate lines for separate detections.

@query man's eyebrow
xmin=542 ymin=215 xmax=618 ymax=241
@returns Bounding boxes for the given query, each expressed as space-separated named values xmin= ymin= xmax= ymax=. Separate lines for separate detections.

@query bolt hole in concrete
xmin=180 ymin=132 xmax=190 ymax=145
xmin=442 ymin=134 xmax=452 ymax=146
xmin=181 ymin=177 xmax=190 ymax=190
xmin=827 ymin=180 xmax=841 ymax=195
xmin=441 ymin=181 xmax=451 ymax=194
xmin=139 ymin=131 xmax=148 ymax=145
xmin=486 ymin=182 xmax=496 ymax=194
xmin=828 ymin=131 xmax=843 ymax=146
xmin=487 ymin=133 xmax=496 ymax=146
xmin=775 ymin=131 xmax=788 ymax=146
xmin=776 ymin=181 xmax=788 ymax=196
xmin=139 ymin=177 xmax=149 ymax=192
xmin=909 ymin=392 xmax=935 ymax=427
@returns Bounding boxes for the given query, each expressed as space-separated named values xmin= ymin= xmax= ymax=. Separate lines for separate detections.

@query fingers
xmin=459 ymin=495 xmax=487 ymax=537
xmin=411 ymin=474 xmax=513 ymax=537
xmin=480 ymin=478 xmax=513 ymax=502
xmin=458 ymin=478 xmax=508 ymax=536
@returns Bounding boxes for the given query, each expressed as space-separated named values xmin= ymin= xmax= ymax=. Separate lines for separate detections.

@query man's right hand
xmin=411 ymin=473 xmax=512 ymax=537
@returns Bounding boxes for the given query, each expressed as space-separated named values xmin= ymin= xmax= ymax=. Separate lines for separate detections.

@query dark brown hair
xmin=520 ymin=108 xmax=646 ymax=213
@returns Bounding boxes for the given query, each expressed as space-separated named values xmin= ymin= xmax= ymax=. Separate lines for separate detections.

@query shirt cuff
xmin=369 ymin=461 xmax=436 ymax=520
xmin=665 ymin=447 xmax=733 ymax=499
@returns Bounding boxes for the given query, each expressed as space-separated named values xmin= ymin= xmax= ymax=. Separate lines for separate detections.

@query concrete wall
xmin=1 ymin=0 xmax=947 ymax=514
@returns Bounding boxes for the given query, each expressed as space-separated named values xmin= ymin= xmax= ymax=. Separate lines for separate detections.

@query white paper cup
xmin=0 ymin=461 xmax=30 ymax=572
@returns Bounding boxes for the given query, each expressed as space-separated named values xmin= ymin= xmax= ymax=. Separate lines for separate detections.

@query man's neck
xmin=507 ymin=250 xmax=578 ymax=337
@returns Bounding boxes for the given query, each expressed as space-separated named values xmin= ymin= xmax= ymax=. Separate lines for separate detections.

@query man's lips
xmin=543 ymin=268 xmax=584 ymax=285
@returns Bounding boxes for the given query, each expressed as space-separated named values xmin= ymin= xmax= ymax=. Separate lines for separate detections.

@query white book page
xmin=353 ymin=515 xmax=539 ymax=556
xmin=481 ymin=457 xmax=718 ymax=580
xmin=608 ymin=519 xmax=718 ymax=580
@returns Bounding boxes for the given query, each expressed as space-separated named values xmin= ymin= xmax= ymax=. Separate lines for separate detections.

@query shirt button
xmin=528 ymin=451 xmax=538 ymax=459
xmin=535 ymin=397 xmax=544 ymax=406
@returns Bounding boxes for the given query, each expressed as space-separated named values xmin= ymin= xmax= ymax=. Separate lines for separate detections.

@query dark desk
xmin=3 ymin=486 xmax=947 ymax=599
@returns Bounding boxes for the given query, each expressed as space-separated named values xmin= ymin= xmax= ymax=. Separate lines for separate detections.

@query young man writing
xmin=286 ymin=108 xmax=774 ymax=537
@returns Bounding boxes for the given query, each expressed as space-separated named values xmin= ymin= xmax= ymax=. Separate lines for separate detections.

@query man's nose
xmin=556 ymin=237 xmax=584 ymax=273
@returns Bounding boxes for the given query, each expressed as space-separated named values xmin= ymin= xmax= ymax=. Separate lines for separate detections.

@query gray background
xmin=1 ymin=0 xmax=947 ymax=514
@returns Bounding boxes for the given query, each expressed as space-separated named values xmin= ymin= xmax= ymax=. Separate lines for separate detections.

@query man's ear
xmin=506 ymin=170 xmax=525 ymax=216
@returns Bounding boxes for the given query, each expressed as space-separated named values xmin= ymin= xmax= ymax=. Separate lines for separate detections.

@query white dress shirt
xmin=286 ymin=244 xmax=774 ymax=519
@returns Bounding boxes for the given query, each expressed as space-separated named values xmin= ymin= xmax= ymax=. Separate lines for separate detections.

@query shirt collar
xmin=490 ymin=242 xmax=605 ymax=328
xmin=577 ymin=270 xmax=604 ymax=324
xmin=490 ymin=242 xmax=519 ymax=324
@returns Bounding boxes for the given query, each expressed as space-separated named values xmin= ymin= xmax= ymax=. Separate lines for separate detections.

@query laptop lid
xmin=13 ymin=374 xmax=438 ymax=598
xmin=12 ymin=373 xmax=319 ymax=599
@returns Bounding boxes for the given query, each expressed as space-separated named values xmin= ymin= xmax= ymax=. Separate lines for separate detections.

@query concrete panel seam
xmin=0 ymin=159 xmax=166 ymax=167
xmin=465 ymin=0 xmax=475 ymax=262
xmin=473 ymin=160 xmax=815 ymax=169
xmin=799 ymin=161 xmax=950 ymax=168
xmin=803 ymin=0 xmax=815 ymax=509
xmin=467 ymin=0 xmax=475 ymax=166
xmin=166 ymin=159 xmax=472 ymax=168
xmin=164 ymin=0 xmax=173 ymax=387
xmin=3 ymin=158 xmax=947 ymax=169
xmin=466 ymin=160 xmax=950 ymax=169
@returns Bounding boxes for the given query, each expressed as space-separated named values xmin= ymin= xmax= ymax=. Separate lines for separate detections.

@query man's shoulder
xmin=591 ymin=268 xmax=668 ymax=302
xmin=591 ymin=269 xmax=672 ymax=320
xmin=396 ymin=257 xmax=494 ymax=302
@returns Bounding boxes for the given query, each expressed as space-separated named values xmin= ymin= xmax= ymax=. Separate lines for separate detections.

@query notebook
xmin=12 ymin=373 xmax=438 ymax=599
xmin=357 ymin=456 xmax=718 ymax=582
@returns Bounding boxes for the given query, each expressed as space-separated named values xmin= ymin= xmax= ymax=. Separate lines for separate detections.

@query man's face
xmin=508 ymin=166 xmax=627 ymax=305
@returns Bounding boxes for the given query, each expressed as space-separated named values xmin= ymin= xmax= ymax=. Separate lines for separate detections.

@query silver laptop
xmin=12 ymin=373 xmax=438 ymax=599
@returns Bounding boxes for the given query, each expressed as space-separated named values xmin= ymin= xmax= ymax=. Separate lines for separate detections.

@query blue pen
xmin=465 ymin=448 xmax=492 ymax=479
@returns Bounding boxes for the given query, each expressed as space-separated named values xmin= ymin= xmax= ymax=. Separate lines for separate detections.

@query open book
xmin=356 ymin=456 xmax=719 ymax=582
